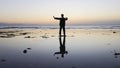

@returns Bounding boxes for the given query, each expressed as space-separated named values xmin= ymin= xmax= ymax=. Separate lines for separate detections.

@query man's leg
xmin=59 ymin=27 xmax=62 ymax=35
xmin=63 ymin=26 xmax=65 ymax=35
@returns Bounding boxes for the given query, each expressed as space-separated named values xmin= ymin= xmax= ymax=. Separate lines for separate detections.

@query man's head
xmin=61 ymin=14 xmax=64 ymax=17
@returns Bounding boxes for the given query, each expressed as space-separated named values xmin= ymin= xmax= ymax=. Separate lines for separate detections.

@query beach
xmin=0 ymin=28 xmax=120 ymax=68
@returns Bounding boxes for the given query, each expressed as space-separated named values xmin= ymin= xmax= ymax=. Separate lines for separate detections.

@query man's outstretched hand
xmin=53 ymin=16 xmax=55 ymax=18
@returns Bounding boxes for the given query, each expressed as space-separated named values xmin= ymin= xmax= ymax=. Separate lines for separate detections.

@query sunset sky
xmin=0 ymin=0 xmax=120 ymax=25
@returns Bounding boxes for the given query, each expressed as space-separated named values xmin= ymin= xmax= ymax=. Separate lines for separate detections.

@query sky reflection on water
xmin=0 ymin=29 xmax=120 ymax=68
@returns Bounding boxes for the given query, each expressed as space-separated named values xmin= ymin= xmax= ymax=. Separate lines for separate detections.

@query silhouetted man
xmin=54 ymin=36 xmax=68 ymax=58
xmin=53 ymin=14 xmax=68 ymax=36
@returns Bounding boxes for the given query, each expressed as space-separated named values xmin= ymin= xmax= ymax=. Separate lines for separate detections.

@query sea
xmin=0 ymin=24 xmax=120 ymax=29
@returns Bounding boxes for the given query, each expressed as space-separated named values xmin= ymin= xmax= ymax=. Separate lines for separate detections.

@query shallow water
xmin=0 ymin=29 xmax=120 ymax=68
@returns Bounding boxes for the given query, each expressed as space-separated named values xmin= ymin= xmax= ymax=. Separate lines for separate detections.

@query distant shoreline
xmin=0 ymin=25 xmax=120 ymax=29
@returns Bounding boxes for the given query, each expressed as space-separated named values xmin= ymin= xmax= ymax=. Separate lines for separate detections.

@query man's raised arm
xmin=53 ymin=16 xmax=60 ymax=20
xmin=65 ymin=17 xmax=68 ymax=20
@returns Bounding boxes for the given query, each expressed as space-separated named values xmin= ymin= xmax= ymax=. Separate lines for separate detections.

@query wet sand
xmin=0 ymin=29 xmax=120 ymax=68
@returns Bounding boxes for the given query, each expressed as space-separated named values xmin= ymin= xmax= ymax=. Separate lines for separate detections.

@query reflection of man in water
xmin=54 ymin=36 xmax=68 ymax=58
xmin=53 ymin=14 xmax=68 ymax=35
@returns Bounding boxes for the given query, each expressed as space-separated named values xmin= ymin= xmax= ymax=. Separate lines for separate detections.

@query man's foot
xmin=63 ymin=35 xmax=66 ymax=37
xmin=59 ymin=34 xmax=66 ymax=37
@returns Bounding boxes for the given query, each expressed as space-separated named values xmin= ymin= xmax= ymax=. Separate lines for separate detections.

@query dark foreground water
xmin=0 ymin=29 xmax=120 ymax=68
